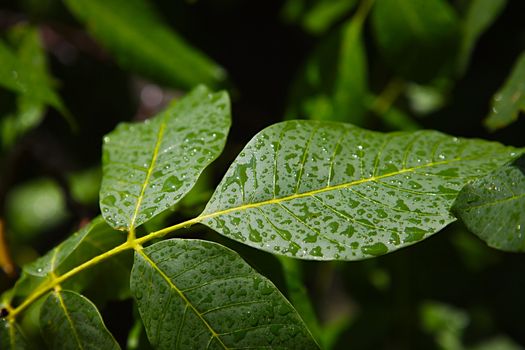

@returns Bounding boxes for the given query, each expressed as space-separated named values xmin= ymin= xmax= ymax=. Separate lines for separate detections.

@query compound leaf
xmin=484 ymin=51 xmax=525 ymax=131
xmin=0 ymin=319 xmax=28 ymax=350
xmin=64 ymin=0 xmax=226 ymax=89
xmin=201 ymin=120 xmax=521 ymax=260
xmin=100 ymin=86 xmax=230 ymax=231
xmin=131 ymin=239 xmax=318 ymax=349
xmin=40 ymin=290 xmax=120 ymax=350
xmin=453 ymin=155 xmax=525 ymax=252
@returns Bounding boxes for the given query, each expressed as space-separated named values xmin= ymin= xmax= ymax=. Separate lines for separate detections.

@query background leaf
xmin=0 ymin=318 xmax=28 ymax=350
xmin=286 ymin=1 xmax=370 ymax=125
xmin=371 ymin=0 xmax=460 ymax=82
xmin=201 ymin=120 xmax=520 ymax=260
xmin=130 ymin=239 xmax=318 ymax=349
xmin=40 ymin=290 xmax=120 ymax=350
xmin=100 ymin=85 xmax=230 ymax=231
xmin=484 ymin=51 xmax=525 ymax=131
xmin=63 ymin=0 xmax=226 ymax=89
xmin=453 ymin=155 xmax=525 ymax=252
xmin=457 ymin=0 xmax=507 ymax=75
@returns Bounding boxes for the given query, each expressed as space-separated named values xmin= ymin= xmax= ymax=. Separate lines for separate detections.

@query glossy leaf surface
xmin=64 ymin=0 xmax=226 ymax=89
xmin=40 ymin=290 xmax=120 ymax=350
xmin=484 ymin=52 xmax=525 ymax=131
xmin=0 ymin=319 xmax=28 ymax=350
xmin=371 ymin=0 xmax=460 ymax=82
xmin=131 ymin=239 xmax=318 ymax=349
xmin=100 ymin=86 xmax=230 ymax=231
xmin=453 ymin=155 xmax=525 ymax=252
xmin=202 ymin=120 xmax=520 ymax=260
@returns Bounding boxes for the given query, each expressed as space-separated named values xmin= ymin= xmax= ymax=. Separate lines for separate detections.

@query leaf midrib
xmin=55 ymin=291 xmax=84 ymax=350
xmin=137 ymin=249 xmax=229 ymax=350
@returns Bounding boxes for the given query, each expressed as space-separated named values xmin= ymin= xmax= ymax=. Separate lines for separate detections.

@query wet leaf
xmin=40 ymin=290 xmax=120 ymax=350
xmin=484 ymin=52 xmax=525 ymax=131
xmin=20 ymin=217 xmax=131 ymax=301
xmin=453 ymin=155 xmax=525 ymax=252
xmin=371 ymin=0 xmax=460 ymax=82
xmin=457 ymin=0 xmax=507 ymax=75
xmin=0 ymin=318 xmax=28 ymax=350
xmin=201 ymin=120 xmax=521 ymax=260
xmin=64 ymin=0 xmax=226 ymax=89
xmin=130 ymin=239 xmax=318 ymax=349
xmin=100 ymin=85 xmax=230 ymax=231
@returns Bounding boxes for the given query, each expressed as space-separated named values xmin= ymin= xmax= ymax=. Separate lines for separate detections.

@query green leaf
xmin=40 ymin=290 xmax=120 ymax=350
xmin=201 ymin=120 xmax=520 ymax=260
xmin=286 ymin=3 xmax=370 ymax=125
xmin=0 ymin=319 xmax=28 ymax=350
xmin=420 ymin=300 xmax=469 ymax=350
xmin=20 ymin=217 xmax=131 ymax=301
xmin=484 ymin=52 xmax=525 ymax=131
xmin=63 ymin=0 xmax=226 ymax=89
xmin=282 ymin=0 xmax=358 ymax=35
xmin=130 ymin=239 xmax=318 ymax=349
xmin=371 ymin=0 xmax=460 ymax=82
xmin=100 ymin=86 xmax=230 ymax=231
xmin=457 ymin=0 xmax=507 ymax=75
xmin=453 ymin=155 xmax=525 ymax=252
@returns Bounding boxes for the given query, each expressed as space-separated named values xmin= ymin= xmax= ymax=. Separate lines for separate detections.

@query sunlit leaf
xmin=0 ymin=318 xmax=28 ymax=350
xmin=457 ymin=0 xmax=507 ymax=75
xmin=371 ymin=0 xmax=460 ymax=82
xmin=130 ymin=239 xmax=318 ymax=349
xmin=201 ymin=120 xmax=521 ymax=260
xmin=40 ymin=290 xmax=120 ymax=350
xmin=64 ymin=0 xmax=226 ymax=89
xmin=287 ymin=5 xmax=369 ymax=125
xmin=100 ymin=85 xmax=230 ymax=231
xmin=453 ymin=155 xmax=525 ymax=252
xmin=484 ymin=52 xmax=525 ymax=131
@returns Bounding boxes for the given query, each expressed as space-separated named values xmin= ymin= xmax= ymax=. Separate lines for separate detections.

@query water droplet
xmin=103 ymin=136 xmax=111 ymax=143
xmin=162 ymin=175 xmax=183 ymax=192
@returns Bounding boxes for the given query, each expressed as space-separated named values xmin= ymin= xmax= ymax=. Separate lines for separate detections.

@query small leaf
xmin=130 ymin=239 xmax=318 ymax=349
xmin=40 ymin=290 xmax=120 ymax=350
xmin=19 ymin=217 xmax=131 ymax=301
xmin=371 ymin=0 xmax=460 ymax=82
xmin=287 ymin=6 xmax=369 ymax=125
xmin=484 ymin=52 xmax=525 ymax=131
xmin=63 ymin=0 xmax=226 ymax=89
xmin=453 ymin=155 xmax=525 ymax=252
xmin=0 ymin=318 xmax=28 ymax=350
xmin=100 ymin=86 xmax=230 ymax=231
xmin=201 ymin=120 xmax=521 ymax=260
xmin=457 ymin=0 xmax=507 ymax=75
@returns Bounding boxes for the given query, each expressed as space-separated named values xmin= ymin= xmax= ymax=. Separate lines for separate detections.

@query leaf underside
xmin=40 ymin=290 xmax=120 ymax=350
xmin=202 ymin=120 xmax=521 ymax=260
xmin=100 ymin=86 xmax=230 ymax=231
xmin=453 ymin=155 xmax=525 ymax=252
xmin=131 ymin=239 xmax=318 ymax=349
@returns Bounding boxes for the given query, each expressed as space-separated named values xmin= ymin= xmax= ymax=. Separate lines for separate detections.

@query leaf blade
xmin=0 ymin=319 xmax=28 ymax=350
xmin=201 ymin=120 xmax=521 ymax=260
xmin=130 ymin=239 xmax=319 ymax=349
xmin=100 ymin=85 xmax=231 ymax=231
xmin=453 ymin=155 xmax=525 ymax=252
xmin=40 ymin=290 xmax=120 ymax=350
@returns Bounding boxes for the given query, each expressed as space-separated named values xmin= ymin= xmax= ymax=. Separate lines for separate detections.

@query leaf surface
xmin=484 ymin=52 xmax=525 ymax=131
xmin=64 ymin=0 xmax=226 ymax=89
xmin=453 ymin=155 xmax=525 ymax=252
xmin=100 ymin=86 xmax=230 ymax=231
xmin=40 ymin=290 xmax=120 ymax=350
xmin=201 ymin=120 xmax=521 ymax=260
xmin=371 ymin=0 xmax=460 ymax=82
xmin=0 ymin=319 xmax=28 ymax=350
xmin=131 ymin=239 xmax=318 ymax=349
